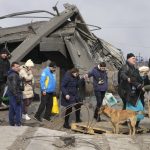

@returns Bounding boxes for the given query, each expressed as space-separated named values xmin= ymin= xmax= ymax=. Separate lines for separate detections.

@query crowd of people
xmin=0 ymin=47 xmax=150 ymax=129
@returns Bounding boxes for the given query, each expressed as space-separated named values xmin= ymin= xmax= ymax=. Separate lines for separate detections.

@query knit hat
xmin=25 ymin=59 xmax=34 ymax=67
xmin=127 ymin=53 xmax=135 ymax=59
xmin=0 ymin=48 xmax=9 ymax=55
xmin=49 ymin=61 xmax=57 ymax=68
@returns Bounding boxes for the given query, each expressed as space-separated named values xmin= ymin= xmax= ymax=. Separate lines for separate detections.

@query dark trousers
xmin=94 ymin=91 xmax=106 ymax=118
xmin=64 ymin=103 xmax=81 ymax=125
xmin=0 ymin=83 xmax=5 ymax=106
xmin=35 ymin=92 xmax=53 ymax=119
xmin=122 ymin=98 xmax=126 ymax=110
xmin=8 ymin=94 xmax=22 ymax=126
xmin=140 ymin=92 xmax=145 ymax=107
xmin=23 ymin=98 xmax=32 ymax=114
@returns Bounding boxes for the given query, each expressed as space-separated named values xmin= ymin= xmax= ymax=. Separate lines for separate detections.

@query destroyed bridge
xmin=0 ymin=3 xmax=124 ymax=73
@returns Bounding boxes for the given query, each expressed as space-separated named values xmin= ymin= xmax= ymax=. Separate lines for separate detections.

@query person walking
xmin=0 ymin=48 xmax=10 ymax=107
xmin=19 ymin=59 xmax=34 ymax=121
xmin=118 ymin=53 xmax=143 ymax=109
xmin=61 ymin=68 xmax=84 ymax=129
xmin=7 ymin=62 xmax=24 ymax=126
xmin=84 ymin=62 xmax=108 ymax=122
xmin=34 ymin=62 xmax=57 ymax=122
xmin=118 ymin=53 xmax=144 ymax=128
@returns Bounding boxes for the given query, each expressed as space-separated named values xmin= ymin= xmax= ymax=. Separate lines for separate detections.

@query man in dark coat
xmin=118 ymin=53 xmax=144 ymax=128
xmin=7 ymin=62 xmax=23 ymax=126
xmin=61 ymin=68 xmax=84 ymax=129
xmin=84 ymin=62 xmax=108 ymax=121
xmin=0 ymin=48 xmax=10 ymax=107
xmin=118 ymin=53 xmax=143 ymax=109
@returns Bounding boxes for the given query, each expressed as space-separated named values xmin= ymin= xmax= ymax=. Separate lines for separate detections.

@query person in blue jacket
xmin=61 ymin=68 xmax=85 ymax=129
xmin=34 ymin=62 xmax=57 ymax=122
xmin=84 ymin=62 xmax=108 ymax=121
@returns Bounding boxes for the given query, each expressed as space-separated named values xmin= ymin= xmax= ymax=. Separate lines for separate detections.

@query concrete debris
xmin=0 ymin=3 xmax=125 ymax=71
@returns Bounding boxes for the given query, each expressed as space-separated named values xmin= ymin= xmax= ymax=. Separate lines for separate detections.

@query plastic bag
xmin=51 ymin=96 xmax=59 ymax=114
xmin=3 ymin=86 xmax=8 ymax=97
xmin=126 ymin=99 xmax=144 ymax=121
xmin=103 ymin=93 xmax=117 ymax=106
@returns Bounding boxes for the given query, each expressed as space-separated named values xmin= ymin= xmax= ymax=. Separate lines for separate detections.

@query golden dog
xmin=99 ymin=105 xmax=137 ymax=135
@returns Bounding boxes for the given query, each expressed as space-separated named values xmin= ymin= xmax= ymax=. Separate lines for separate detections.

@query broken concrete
xmin=0 ymin=126 xmax=150 ymax=150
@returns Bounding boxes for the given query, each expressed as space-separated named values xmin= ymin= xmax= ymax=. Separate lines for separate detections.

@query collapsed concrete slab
xmin=0 ymin=3 xmax=125 ymax=72
xmin=0 ymin=126 xmax=150 ymax=150
xmin=0 ymin=3 xmax=125 ymax=94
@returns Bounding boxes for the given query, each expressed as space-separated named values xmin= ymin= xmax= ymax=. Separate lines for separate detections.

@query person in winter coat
xmin=118 ymin=53 xmax=143 ymax=109
xmin=61 ymin=68 xmax=84 ymax=129
xmin=0 ymin=48 xmax=10 ymax=107
xmin=19 ymin=59 xmax=34 ymax=121
xmin=118 ymin=53 xmax=144 ymax=128
xmin=84 ymin=62 xmax=108 ymax=122
xmin=138 ymin=66 xmax=150 ymax=106
xmin=34 ymin=62 xmax=57 ymax=122
xmin=7 ymin=62 xmax=24 ymax=126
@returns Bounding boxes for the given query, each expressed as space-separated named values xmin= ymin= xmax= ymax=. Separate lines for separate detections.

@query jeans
xmin=8 ymin=94 xmax=22 ymax=126
xmin=94 ymin=91 xmax=106 ymax=118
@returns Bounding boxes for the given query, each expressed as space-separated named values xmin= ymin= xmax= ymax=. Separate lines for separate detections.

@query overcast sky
xmin=0 ymin=0 xmax=150 ymax=60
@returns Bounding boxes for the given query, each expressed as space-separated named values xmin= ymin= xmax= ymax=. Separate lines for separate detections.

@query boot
xmin=94 ymin=109 xmax=98 ymax=119
xmin=97 ymin=115 xmax=101 ymax=122
xmin=33 ymin=115 xmax=42 ymax=122
xmin=76 ymin=110 xmax=82 ymax=123
xmin=94 ymin=107 xmax=102 ymax=122
xmin=63 ymin=122 xmax=71 ymax=129
xmin=63 ymin=114 xmax=70 ymax=129
xmin=94 ymin=107 xmax=99 ymax=119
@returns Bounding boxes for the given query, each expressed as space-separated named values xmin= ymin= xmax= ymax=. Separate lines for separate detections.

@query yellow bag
xmin=51 ymin=96 xmax=59 ymax=114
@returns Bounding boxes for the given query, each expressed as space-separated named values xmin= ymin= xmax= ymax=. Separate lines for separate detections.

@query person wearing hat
xmin=19 ymin=59 xmax=34 ymax=120
xmin=34 ymin=61 xmax=57 ymax=122
xmin=0 ymin=48 xmax=10 ymax=107
xmin=118 ymin=53 xmax=144 ymax=127
xmin=118 ymin=53 xmax=143 ymax=106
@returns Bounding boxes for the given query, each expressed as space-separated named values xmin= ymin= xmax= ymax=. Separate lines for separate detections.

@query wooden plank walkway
xmin=71 ymin=121 xmax=150 ymax=135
